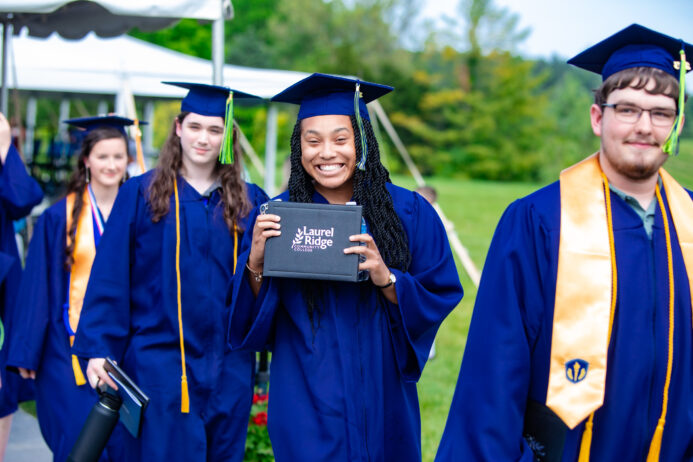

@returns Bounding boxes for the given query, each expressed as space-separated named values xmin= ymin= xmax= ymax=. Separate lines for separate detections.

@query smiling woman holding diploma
xmin=228 ymin=73 xmax=463 ymax=462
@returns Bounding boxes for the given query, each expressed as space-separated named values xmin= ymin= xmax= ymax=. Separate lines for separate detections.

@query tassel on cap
xmin=663 ymin=48 xmax=687 ymax=156
xmin=219 ymin=92 xmax=235 ymax=165
xmin=354 ymin=83 xmax=368 ymax=170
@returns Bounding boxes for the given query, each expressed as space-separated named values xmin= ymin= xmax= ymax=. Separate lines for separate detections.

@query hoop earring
xmin=85 ymin=167 xmax=90 ymax=184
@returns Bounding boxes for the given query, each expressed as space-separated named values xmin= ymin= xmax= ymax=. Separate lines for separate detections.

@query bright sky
xmin=420 ymin=0 xmax=693 ymax=84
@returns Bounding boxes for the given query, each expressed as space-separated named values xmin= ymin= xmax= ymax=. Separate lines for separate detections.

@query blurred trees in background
xmin=130 ymin=0 xmax=689 ymax=182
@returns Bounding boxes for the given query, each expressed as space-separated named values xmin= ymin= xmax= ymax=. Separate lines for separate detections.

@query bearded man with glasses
xmin=437 ymin=24 xmax=693 ymax=462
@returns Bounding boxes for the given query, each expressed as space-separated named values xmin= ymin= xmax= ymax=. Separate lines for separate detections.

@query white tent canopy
xmin=0 ymin=0 xmax=234 ymax=113
xmin=11 ymin=31 xmax=308 ymax=99
xmin=0 ymin=0 xmax=229 ymax=38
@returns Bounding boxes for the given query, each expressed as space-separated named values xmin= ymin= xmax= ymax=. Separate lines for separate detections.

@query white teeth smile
xmin=318 ymin=164 xmax=342 ymax=171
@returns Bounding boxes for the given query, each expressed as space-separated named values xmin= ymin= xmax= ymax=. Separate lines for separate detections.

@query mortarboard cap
xmin=63 ymin=115 xmax=144 ymax=137
xmin=271 ymin=73 xmax=393 ymax=121
xmin=162 ymin=81 xmax=260 ymax=117
xmin=272 ymin=73 xmax=393 ymax=170
xmin=567 ymin=24 xmax=692 ymax=81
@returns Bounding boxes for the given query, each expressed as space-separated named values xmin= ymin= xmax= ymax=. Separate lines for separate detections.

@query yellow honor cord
xmin=645 ymin=187 xmax=675 ymax=461
xmin=577 ymin=181 xmax=676 ymax=462
xmin=233 ymin=222 xmax=238 ymax=273
xmin=173 ymin=180 xmax=190 ymax=413
xmin=577 ymin=173 xmax=618 ymax=461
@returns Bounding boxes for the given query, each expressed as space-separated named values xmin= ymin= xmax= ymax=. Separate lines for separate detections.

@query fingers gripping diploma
xmin=345 ymin=234 xmax=398 ymax=304
xmin=86 ymin=358 xmax=118 ymax=391
xmin=247 ymin=213 xmax=281 ymax=295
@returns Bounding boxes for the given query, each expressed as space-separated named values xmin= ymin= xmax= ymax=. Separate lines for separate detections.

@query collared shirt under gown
xmin=72 ymin=172 xmax=268 ymax=462
xmin=0 ymin=144 xmax=43 ymax=417
xmin=228 ymin=183 xmax=463 ymax=462
xmin=435 ymin=180 xmax=693 ymax=461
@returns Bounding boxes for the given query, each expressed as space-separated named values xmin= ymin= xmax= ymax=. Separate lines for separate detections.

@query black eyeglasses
xmin=601 ymin=103 xmax=676 ymax=127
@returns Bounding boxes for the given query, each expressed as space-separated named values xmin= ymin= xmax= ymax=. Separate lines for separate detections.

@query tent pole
xmin=1 ymin=20 xmax=9 ymax=115
xmin=212 ymin=16 xmax=224 ymax=85
xmin=264 ymin=103 xmax=278 ymax=196
xmin=25 ymin=96 xmax=37 ymax=162
xmin=233 ymin=120 xmax=264 ymax=178
xmin=370 ymin=100 xmax=481 ymax=288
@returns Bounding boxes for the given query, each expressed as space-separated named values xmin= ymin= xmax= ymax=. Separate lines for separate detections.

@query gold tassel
xmin=180 ymin=376 xmax=190 ymax=413
xmin=71 ymin=354 xmax=87 ymax=386
xmin=646 ymin=420 xmax=665 ymax=461
xmin=577 ymin=415 xmax=594 ymax=462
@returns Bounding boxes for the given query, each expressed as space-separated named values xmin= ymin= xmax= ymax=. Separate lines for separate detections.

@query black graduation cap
xmin=63 ymin=115 xmax=144 ymax=137
xmin=568 ymin=23 xmax=692 ymax=81
xmin=162 ymin=81 xmax=261 ymax=118
xmin=271 ymin=73 xmax=393 ymax=121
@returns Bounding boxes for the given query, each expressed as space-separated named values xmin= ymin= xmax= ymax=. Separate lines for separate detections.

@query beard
xmin=602 ymin=142 xmax=667 ymax=181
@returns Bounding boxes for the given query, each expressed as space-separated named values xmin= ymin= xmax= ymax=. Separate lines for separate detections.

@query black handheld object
xmin=262 ymin=201 xmax=363 ymax=282
xmin=103 ymin=357 xmax=149 ymax=438
xmin=67 ymin=385 xmax=122 ymax=462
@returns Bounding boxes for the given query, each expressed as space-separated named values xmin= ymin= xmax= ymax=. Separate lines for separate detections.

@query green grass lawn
xmin=391 ymin=175 xmax=541 ymax=461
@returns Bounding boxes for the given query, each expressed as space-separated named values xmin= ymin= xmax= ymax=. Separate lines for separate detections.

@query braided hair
xmin=287 ymin=115 xmax=411 ymax=330
xmin=64 ymin=126 xmax=129 ymax=270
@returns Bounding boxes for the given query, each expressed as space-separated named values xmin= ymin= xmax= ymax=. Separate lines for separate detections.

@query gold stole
xmin=547 ymin=153 xmax=693 ymax=460
xmin=65 ymin=190 xmax=96 ymax=386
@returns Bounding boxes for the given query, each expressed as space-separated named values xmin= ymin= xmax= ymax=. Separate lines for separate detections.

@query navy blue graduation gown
xmin=72 ymin=172 xmax=268 ymax=461
xmin=228 ymin=184 xmax=463 ymax=462
xmin=436 ymin=181 xmax=693 ymax=461
xmin=0 ymin=144 xmax=43 ymax=417
xmin=6 ymin=198 xmax=117 ymax=461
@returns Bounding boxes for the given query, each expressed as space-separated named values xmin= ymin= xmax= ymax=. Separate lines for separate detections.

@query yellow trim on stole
xmin=65 ymin=190 xmax=94 ymax=386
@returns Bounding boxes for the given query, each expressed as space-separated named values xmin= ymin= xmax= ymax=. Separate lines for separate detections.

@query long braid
xmin=286 ymin=116 xmax=411 ymax=331
xmin=351 ymin=117 xmax=411 ymax=272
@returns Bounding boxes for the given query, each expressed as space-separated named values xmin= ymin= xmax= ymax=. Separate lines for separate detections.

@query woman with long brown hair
xmin=73 ymin=83 xmax=268 ymax=461
xmin=7 ymin=116 xmax=134 ymax=461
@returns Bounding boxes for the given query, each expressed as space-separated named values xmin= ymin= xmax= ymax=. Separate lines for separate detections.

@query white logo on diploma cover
xmin=292 ymin=226 xmax=335 ymax=252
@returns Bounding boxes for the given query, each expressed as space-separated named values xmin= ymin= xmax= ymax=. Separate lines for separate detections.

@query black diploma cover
xmin=104 ymin=358 xmax=150 ymax=438
xmin=263 ymin=201 xmax=362 ymax=282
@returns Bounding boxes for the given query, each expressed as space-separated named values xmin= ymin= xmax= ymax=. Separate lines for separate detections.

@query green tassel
xmin=354 ymin=83 xmax=368 ymax=170
xmin=663 ymin=49 xmax=687 ymax=156
xmin=219 ymin=92 xmax=234 ymax=164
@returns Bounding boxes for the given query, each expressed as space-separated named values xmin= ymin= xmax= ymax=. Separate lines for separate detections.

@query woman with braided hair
xmin=228 ymin=73 xmax=463 ymax=461
xmin=7 ymin=116 xmax=133 ymax=461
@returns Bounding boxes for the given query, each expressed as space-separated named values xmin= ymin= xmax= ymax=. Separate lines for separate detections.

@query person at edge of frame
xmin=0 ymin=111 xmax=43 ymax=460
xmin=228 ymin=72 xmax=463 ymax=462
xmin=436 ymin=24 xmax=693 ymax=462
xmin=5 ymin=116 xmax=138 ymax=461
xmin=72 ymin=83 xmax=269 ymax=461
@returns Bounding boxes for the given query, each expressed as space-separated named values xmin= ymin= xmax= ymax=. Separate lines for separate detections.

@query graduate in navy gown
xmin=72 ymin=83 xmax=268 ymax=461
xmin=228 ymin=73 xmax=463 ymax=462
xmin=6 ymin=116 xmax=137 ymax=461
xmin=436 ymin=25 xmax=693 ymax=462
xmin=0 ymin=111 xmax=43 ymax=458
